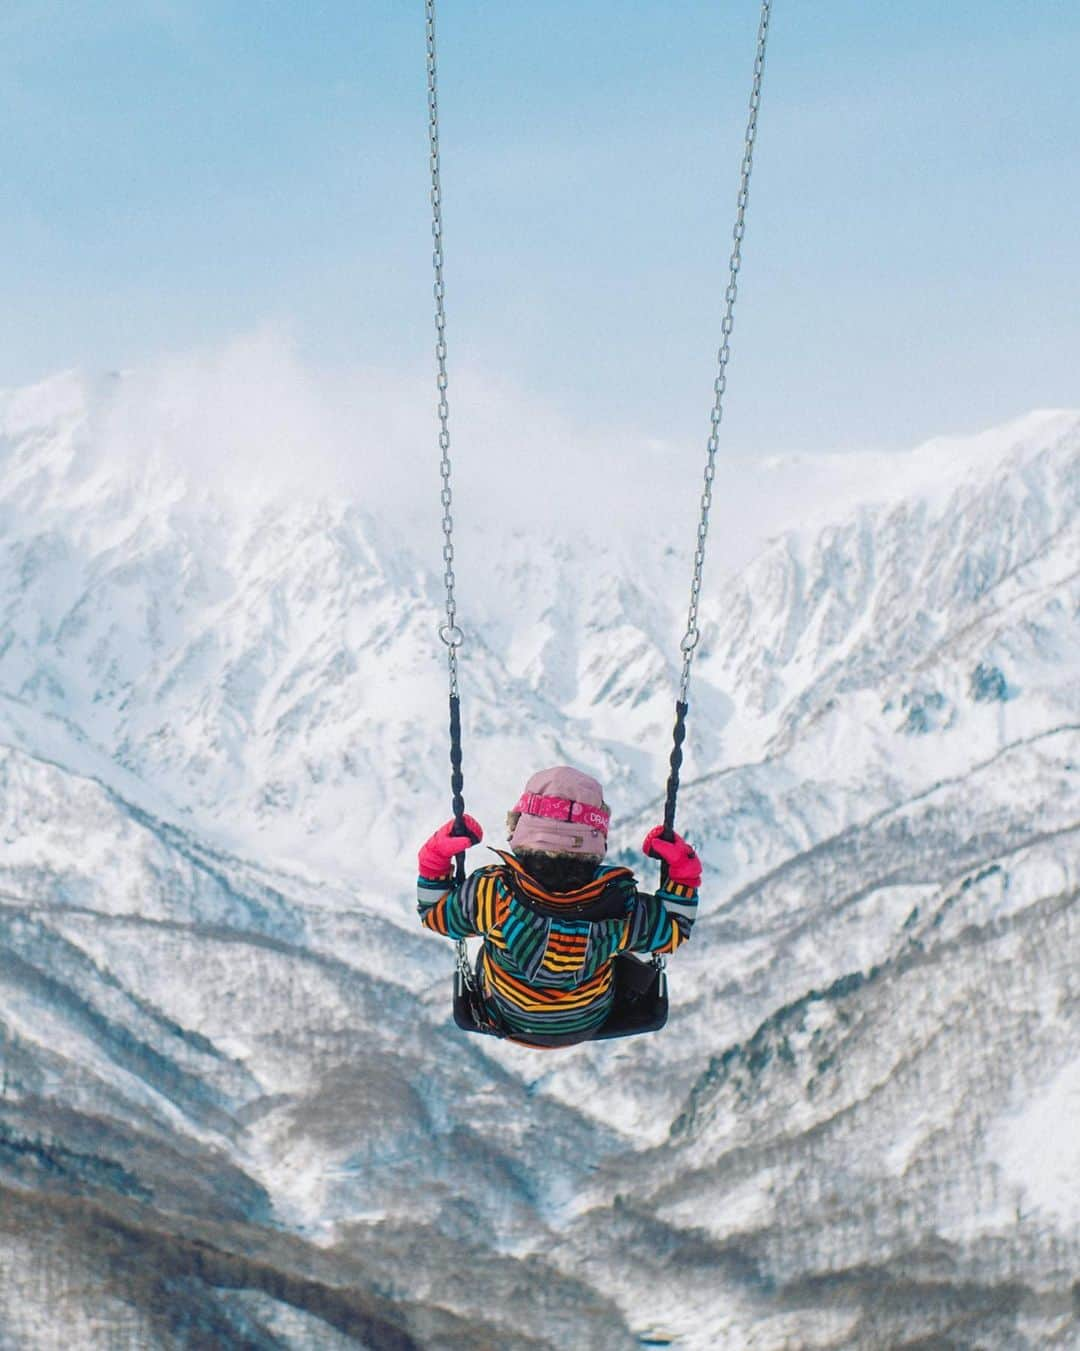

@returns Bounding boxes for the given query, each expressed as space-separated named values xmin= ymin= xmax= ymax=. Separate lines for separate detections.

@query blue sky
xmin=1 ymin=1 xmax=1078 ymax=458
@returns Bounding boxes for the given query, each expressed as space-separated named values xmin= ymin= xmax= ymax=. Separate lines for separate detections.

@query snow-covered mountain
xmin=0 ymin=374 xmax=1077 ymax=1349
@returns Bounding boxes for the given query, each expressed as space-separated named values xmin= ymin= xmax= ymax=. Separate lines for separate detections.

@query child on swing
xmin=417 ymin=765 xmax=701 ymax=1047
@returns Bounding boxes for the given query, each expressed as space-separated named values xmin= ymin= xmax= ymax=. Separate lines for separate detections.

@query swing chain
xmin=678 ymin=0 xmax=772 ymax=706
xmin=429 ymin=2 xmax=474 ymax=988
xmin=427 ymin=0 xmax=463 ymax=696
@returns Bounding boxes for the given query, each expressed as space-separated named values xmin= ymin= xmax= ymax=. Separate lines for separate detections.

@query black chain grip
xmin=640 ymin=699 xmax=690 ymax=890
xmin=448 ymin=694 xmax=478 ymax=883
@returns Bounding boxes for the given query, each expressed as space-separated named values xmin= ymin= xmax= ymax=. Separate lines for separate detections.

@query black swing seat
xmin=454 ymin=952 xmax=669 ymax=1045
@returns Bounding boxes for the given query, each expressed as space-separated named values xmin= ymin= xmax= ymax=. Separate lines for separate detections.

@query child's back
xmin=417 ymin=766 xmax=701 ymax=1047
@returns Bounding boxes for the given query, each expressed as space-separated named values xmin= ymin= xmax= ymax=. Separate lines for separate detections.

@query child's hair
xmin=514 ymin=850 xmax=599 ymax=895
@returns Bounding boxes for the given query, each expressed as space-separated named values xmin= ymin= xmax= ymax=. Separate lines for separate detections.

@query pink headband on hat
xmin=513 ymin=791 xmax=610 ymax=837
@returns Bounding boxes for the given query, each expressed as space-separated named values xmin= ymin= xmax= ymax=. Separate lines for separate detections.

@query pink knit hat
xmin=508 ymin=766 xmax=609 ymax=858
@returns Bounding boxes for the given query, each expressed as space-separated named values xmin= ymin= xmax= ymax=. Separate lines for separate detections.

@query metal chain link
xmin=678 ymin=0 xmax=772 ymax=705
xmin=426 ymin=0 xmax=463 ymax=698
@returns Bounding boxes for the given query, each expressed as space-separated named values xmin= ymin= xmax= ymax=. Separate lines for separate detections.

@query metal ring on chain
xmin=438 ymin=623 xmax=465 ymax=648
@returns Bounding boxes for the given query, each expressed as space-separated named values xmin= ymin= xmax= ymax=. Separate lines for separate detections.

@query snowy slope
xmin=0 ymin=373 xmax=709 ymax=894
xmin=0 ymin=374 xmax=1078 ymax=1349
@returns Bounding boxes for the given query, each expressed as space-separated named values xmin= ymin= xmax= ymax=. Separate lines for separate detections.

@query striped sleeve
xmin=626 ymin=879 xmax=699 ymax=955
xmin=417 ymin=867 xmax=499 ymax=940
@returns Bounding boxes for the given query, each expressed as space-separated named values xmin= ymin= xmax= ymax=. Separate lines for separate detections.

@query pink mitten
xmin=418 ymin=815 xmax=484 ymax=879
xmin=642 ymin=826 xmax=702 ymax=889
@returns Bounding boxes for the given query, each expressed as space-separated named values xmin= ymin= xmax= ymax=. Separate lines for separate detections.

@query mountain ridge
xmin=0 ymin=373 xmax=1078 ymax=1347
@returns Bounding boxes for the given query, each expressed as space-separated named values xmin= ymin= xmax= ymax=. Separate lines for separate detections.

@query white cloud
xmin=62 ymin=329 xmax=1074 ymax=578
xmin=87 ymin=328 xmax=684 ymax=540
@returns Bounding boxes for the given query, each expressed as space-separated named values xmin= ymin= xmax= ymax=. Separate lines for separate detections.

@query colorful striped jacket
xmin=417 ymin=849 xmax=698 ymax=1042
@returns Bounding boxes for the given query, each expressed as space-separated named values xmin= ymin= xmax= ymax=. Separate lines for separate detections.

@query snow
xmin=991 ymin=1054 xmax=1080 ymax=1228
